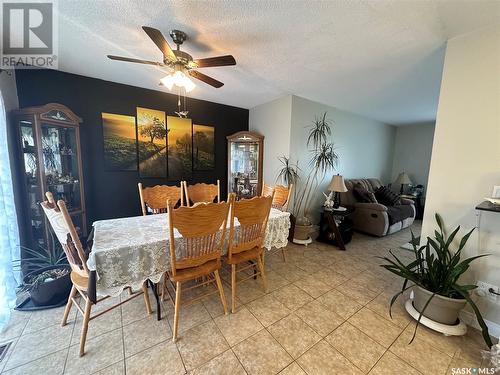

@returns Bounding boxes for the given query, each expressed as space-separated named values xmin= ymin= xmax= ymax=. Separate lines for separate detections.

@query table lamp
xmin=395 ymin=172 xmax=412 ymax=194
xmin=328 ymin=174 xmax=348 ymax=209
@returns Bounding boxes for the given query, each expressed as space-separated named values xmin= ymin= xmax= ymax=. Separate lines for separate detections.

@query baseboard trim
xmin=459 ymin=310 xmax=500 ymax=339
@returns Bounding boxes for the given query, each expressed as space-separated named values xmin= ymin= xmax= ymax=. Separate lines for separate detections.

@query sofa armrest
xmin=400 ymin=198 xmax=415 ymax=205
xmin=354 ymin=202 xmax=388 ymax=212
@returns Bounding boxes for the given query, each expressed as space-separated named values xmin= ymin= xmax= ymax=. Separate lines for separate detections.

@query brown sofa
xmin=339 ymin=178 xmax=415 ymax=237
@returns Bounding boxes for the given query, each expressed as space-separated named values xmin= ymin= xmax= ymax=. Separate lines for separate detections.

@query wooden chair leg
xmin=142 ymin=282 xmax=152 ymax=315
xmin=231 ymin=264 xmax=237 ymax=313
xmin=61 ymin=285 xmax=77 ymax=326
xmin=256 ymin=255 xmax=268 ymax=293
xmin=172 ymin=281 xmax=182 ymax=342
xmin=79 ymin=298 xmax=92 ymax=357
xmin=214 ymin=270 xmax=228 ymax=315
xmin=281 ymin=248 xmax=287 ymax=262
xmin=162 ymin=273 xmax=167 ymax=301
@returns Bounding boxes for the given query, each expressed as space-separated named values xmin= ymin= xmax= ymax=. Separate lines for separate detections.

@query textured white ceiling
xmin=54 ymin=0 xmax=500 ymax=125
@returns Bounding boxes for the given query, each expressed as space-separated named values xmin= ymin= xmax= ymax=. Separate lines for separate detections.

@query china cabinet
xmin=227 ymin=131 xmax=264 ymax=200
xmin=12 ymin=103 xmax=86 ymax=250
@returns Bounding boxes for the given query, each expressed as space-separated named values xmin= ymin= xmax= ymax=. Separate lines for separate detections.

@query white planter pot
xmin=293 ymin=224 xmax=312 ymax=240
xmin=413 ymin=286 xmax=467 ymax=325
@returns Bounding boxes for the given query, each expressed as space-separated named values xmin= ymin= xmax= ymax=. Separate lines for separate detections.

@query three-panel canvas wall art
xmin=102 ymin=107 xmax=215 ymax=178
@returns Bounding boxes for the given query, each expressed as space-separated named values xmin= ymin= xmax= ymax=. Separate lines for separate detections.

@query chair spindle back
xmin=40 ymin=192 xmax=89 ymax=277
xmin=167 ymin=199 xmax=231 ymax=275
xmin=228 ymin=193 xmax=274 ymax=260
xmin=262 ymin=183 xmax=293 ymax=211
xmin=183 ymin=180 xmax=220 ymax=207
xmin=138 ymin=183 xmax=184 ymax=215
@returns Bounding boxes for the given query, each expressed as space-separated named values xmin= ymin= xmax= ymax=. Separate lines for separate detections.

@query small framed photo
xmin=492 ymin=186 xmax=500 ymax=198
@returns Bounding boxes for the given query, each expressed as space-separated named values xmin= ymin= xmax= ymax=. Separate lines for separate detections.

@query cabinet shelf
xmin=49 ymin=152 xmax=75 ymax=157
xmin=47 ymin=182 xmax=79 ymax=187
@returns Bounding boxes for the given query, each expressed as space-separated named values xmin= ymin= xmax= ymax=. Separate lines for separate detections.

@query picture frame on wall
xmin=101 ymin=112 xmax=138 ymax=171
xmin=167 ymin=116 xmax=192 ymax=179
xmin=193 ymin=124 xmax=215 ymax=171
xmin=136 ymin=107 xmax=167 ymax=178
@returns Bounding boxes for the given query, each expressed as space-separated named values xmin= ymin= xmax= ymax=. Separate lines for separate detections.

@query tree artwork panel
xmin=167 ymin=116 xmax=192 ymax=179
xmin=193 ymin=124 xmax=215 ymax=170
xmin=137 ymin=107 xmax=167 ymax=177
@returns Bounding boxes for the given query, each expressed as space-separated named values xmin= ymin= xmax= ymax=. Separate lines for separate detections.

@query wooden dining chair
xmin=182 ymin=180 xmax=221 ymax=207
xmin=166 ymin=198 xmax=230 ymax=341
xmin=138 ymin=183 xmax=185 ymax=300
xmin=138 ymin=182 xmax=184 ymax=215
xmin=40 ymin=192 xmax=152 ymax=357
xmin=262 ymin=183 xmax=293 ymax=211
xmin=226 ymin=193 xmax=274 ymax=313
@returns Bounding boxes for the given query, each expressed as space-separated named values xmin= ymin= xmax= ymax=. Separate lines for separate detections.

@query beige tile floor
xmin=0 ymin=222 xmax=497 ymax=374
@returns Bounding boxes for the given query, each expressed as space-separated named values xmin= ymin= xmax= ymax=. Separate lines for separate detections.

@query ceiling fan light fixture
xmin=109 ymin=27 xmax=234 ymax=89
xmin=180 ymin=72 xmax=196 ymax=92
xmin=160 ymin=70 xmax=195 ymax=92
xmin=159 ymin=74 xmax=175 ymax=90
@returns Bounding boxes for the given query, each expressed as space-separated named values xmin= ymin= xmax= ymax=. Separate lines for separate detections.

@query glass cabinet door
xmin=229 ymin=141 xmax=261 ymax=199
xmin=40 ymin=123 xmax=81 ymax=212
xmin=20 ymin=119 xmax=45 ymax=247
xmin=13 ymin=103 xmax=86 ymax=253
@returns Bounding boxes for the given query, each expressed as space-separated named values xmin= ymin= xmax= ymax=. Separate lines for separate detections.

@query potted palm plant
xmin=276 ymin=156 xmax=300 ymax=240
xmin=380 ymin=213 xmax=493 ymax=348
xmin=293 ymin=112 xmax=338 ymax=242
xmin=16 ymin=233 xmax=72 ymax=307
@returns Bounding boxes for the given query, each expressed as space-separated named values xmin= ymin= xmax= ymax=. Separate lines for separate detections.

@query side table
xmin=316 ymin=207 xmax=354 ymax=250
xmin=401 ymin=194 xmax=425 ymax=220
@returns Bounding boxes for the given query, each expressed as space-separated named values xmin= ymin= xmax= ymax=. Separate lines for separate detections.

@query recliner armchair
xmin=339 ymin=178 xmax=415 ymax=237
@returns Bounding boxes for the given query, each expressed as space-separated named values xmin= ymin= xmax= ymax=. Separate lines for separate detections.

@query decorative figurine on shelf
xmin=323 ymin=191 xmax=335 ymax=211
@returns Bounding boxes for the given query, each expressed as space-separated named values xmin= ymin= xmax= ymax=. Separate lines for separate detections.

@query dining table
xmin=87 ymin=208 xmax=291 ymax=319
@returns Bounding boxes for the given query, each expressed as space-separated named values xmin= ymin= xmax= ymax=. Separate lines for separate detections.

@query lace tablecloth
xmin=88 ymin=208 xmax=290 ymax=297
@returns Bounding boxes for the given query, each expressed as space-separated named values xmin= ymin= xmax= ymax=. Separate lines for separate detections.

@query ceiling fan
xmin=107 ymin=26 xmax=236 ymax=89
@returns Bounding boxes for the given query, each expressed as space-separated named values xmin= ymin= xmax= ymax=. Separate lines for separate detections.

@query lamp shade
xmin=328 ymin=174 xmax=347 ymax=192
xmin=395 ymin=172 xmax=412 ymax=186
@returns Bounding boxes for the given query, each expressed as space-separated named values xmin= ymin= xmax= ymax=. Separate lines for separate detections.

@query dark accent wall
xmin=14 ymin=69 xmax=248 ymax=226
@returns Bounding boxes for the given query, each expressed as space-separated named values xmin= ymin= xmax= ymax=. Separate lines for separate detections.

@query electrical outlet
xmin=476 ymin=281 xmax=499 ymax=301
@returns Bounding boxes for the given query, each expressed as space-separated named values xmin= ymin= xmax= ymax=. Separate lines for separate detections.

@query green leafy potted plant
xmin=276 ymin=156 xmax=300 ymax=240
xmin=293 ymin=112 xmax=338 ymax=241
xmin=380 ymin=213 xmax=492 ymax=348
xmin=16 ymin=233 xmax=72 ymax=307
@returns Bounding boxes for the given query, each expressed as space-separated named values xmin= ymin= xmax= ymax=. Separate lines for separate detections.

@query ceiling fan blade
xmin=193 ymin=55 xmax=236 ymax=68
xmin=107 ymin=55 xmax=165 ymax=66
xmin=141 ymin=26 xmax=177 ymax=61
xmin=188 ymin=70 xmax=224 ymax=88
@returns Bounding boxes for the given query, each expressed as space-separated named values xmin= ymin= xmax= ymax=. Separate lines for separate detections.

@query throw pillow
xmin=375 ymin=186 xmax=401 ymax=206
xmin=353 ymin=183 xmax=378 ymax=203
xmin=367 ymin=192 xmax=378 ymax=203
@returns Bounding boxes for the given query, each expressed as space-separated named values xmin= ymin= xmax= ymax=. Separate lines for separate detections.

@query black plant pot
xmin=23 ymin=265 xmax=72 ymax=307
